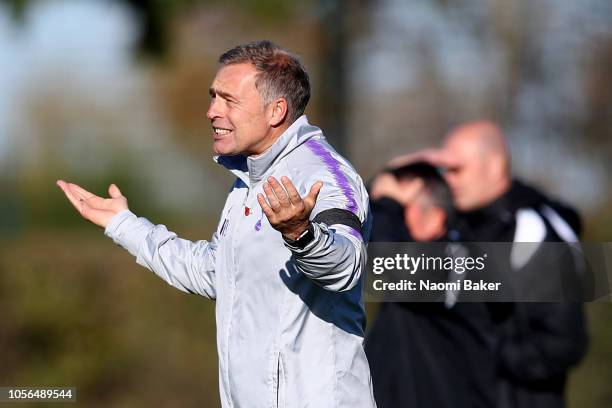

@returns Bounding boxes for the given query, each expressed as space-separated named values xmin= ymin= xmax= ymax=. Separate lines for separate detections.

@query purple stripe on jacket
xmin=305 ymin=139 xmax=359 ymax=215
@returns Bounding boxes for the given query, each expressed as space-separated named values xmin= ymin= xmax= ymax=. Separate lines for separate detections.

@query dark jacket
xmin=365 ymin=197 xmax=498 ymax=408
xmin=455 ymin=180 xmax=588 ymax=408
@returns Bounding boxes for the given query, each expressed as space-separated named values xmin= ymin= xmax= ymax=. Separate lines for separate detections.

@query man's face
xmin=206 ymin=63 xmax=273 ymax=156
xmin=404 ymin=197 xmax=446 ymax=242
xmin=442 ymin=136 xmax=491 ymax=211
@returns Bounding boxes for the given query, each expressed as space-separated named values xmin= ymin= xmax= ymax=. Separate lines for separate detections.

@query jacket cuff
xmin=283 ymin=222 xmax=322 ymax=254
xmin=104 ymin=209 xmax=155 ymax=256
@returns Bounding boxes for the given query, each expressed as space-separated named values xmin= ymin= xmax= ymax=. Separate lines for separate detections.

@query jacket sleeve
xmin=499 ymin=210 xmax=588 ymax=383
xmin=104 ymin=209 xmax=217 ymax=299
xmin=498 ymin=303 xmax=588 ymax=383
xmin=283 ymin=170 xmax=371 ymax=292
xmin=369 ymin=197 xmax=412 ymax=242
xmin=284 ymin=222 xmax=366 ymax=292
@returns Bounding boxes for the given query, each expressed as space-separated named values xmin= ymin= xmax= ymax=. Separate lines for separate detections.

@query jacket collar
xmin=214 ymin=115 xmax=321 ymax=187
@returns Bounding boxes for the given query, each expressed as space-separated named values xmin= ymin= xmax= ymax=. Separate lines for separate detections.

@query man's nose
xmin=206 ymin=99 xmax=222 ymax=120
xmin=444 ymin=172 xmax=457 ymax=187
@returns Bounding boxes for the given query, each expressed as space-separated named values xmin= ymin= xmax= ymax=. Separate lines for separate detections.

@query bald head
xmin=442 ymin=120 xmax=512 ymax=211
xmin=446 ymin=121 xmax=509 ymax=160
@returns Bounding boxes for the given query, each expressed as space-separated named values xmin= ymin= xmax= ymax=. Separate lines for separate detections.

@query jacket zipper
xmin=276 ymin=351 xmax=285 ymax=408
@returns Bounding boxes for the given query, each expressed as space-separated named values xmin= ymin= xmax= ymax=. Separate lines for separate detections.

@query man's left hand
xmin=257 ymin=176 xmax=323 ymax=241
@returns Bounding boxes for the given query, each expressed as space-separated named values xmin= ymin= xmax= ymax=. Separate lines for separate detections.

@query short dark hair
xmin=391 ymin=162 xmax=454 ymax=215
xmin=219 ymin=40 xmax=310 ymax=123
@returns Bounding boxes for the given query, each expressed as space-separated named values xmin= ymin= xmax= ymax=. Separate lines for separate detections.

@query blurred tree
xmin=317 ymin=0 xmax=349 ymax=153
xmin=6 ymin=0 xmax=297 ymax=58
xmin=5 ymin=0 xmax=28 ymax=19
xmin=582 ymin=38 xmax=612 ymax=147
xmin=316 ymin=0 xmax=374 ymax=155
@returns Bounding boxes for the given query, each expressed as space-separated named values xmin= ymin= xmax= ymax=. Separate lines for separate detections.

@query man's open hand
xmin=257 ymin=176 xmax=323 ymax=241
xmin=370 ymin=173 xmax=424 ymax=205
xmin=386 ymin=148 xmax=456 ymax=169
xmin=56 ymin=180 xmax=129 ymax=228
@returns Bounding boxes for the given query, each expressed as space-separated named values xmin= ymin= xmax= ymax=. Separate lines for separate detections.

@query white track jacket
xmin=104 ymin=115 xmax=376 ymax=408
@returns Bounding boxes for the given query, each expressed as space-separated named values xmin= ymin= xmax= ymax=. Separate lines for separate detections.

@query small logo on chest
xmin=243 ymin=205 xmax=264 ymax=231
xmin=220 ymin=218 xmax=229 ymax=236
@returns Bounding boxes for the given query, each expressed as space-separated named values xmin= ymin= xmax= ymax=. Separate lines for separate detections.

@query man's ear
xmin=268 ymin=98 xmax=288 ymax=127
xmin=430 ymin=208 xmax=447 ymax=238
xmin=403 ymin=205 xmax=411 ymax=231
xmin=490 ymin=154 xmax=507 ymax=181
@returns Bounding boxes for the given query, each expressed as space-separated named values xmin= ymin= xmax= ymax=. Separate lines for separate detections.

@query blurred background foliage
xmin=0 ymin=0 xmax=610 ymax=406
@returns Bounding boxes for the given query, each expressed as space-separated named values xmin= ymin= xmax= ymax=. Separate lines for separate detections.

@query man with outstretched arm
xmin=57 ymin=41 xmax=375 ymax=408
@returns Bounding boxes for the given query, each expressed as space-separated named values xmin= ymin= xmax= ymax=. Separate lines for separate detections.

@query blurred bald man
xmin=443 ymin=121 xmax=511 ymax=212
xmin=437 ymin=121 xmax=587 ymax=408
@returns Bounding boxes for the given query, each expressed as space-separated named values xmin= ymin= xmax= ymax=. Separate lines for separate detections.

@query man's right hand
xmin=369 ymin=173 xmax=424 ymax=205
xmin=56 ymin=180 xmax=129 ymax=228
xmin=386 ymin=148 xmax=456 ymax=169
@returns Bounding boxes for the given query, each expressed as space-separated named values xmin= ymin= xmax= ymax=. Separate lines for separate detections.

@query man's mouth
xmin=213 ymin=127 xmax=233 ymax=137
